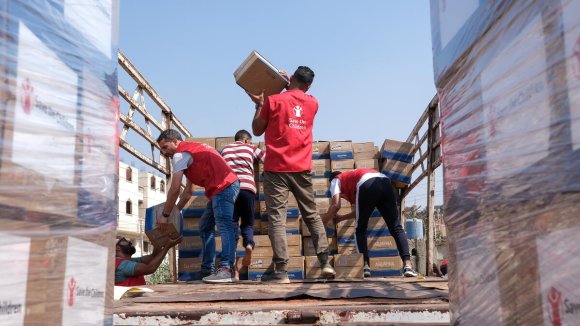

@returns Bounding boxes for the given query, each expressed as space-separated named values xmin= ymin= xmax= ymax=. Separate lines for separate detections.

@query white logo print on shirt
xmin=293 ymin=106 xmax=303 ymax=117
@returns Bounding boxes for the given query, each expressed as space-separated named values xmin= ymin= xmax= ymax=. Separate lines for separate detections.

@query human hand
xmin=246 ymin=89 xmax=265 ymax=106
xmin=278 ymin=70 xmax=290 ymax=84
xmin=167 ymin=235 xmax=183 ymax=248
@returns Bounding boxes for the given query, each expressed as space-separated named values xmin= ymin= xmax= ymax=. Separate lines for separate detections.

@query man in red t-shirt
xmin=321 ymin=168 xmax=418 ymax=278
xmin=247 ymin=66 xmax=335 ymax=283
xmin=156 ymin=129 xmax=240 ymax=284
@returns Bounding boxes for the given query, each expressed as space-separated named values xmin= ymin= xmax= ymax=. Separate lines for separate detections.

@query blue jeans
xmin=199 ymin=180 xmax=240 ymax=272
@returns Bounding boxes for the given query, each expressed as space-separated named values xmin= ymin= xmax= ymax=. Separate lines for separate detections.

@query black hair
xmin=329 ymin=171 xmax=342 ymax=182
xmin=157 ymin=129 xmax=183 ymax=143
xmin=293 ymin=66 xmax=315 ymax=84
xmin=235 ymin=129 xmax=252 ymax=141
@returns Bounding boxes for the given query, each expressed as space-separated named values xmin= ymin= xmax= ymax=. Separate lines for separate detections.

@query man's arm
xmin=133 ymin=236 xmax=183 ymax=276
xmin=246 ymin=89 xmax=268 ymax=136
xmin=157 ymin=170 xmax=184 ymax=225
xmin=335 ymin=206 xmax=356 ymax=223
xmin=321 ymin=194 xmax=341 ymax=226
xmin=175 ymin=180 xmax=192 ymax=211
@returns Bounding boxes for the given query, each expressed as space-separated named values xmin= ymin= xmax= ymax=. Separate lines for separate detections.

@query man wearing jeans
xmin=247 ymin=66 xmax=335 ymax=283
xmin=156 ymin=129 xmax=240 ymax=283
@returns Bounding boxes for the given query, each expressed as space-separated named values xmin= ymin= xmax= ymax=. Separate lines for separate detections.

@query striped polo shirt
xmin=221 ymin=141 xmax=265 ymax=194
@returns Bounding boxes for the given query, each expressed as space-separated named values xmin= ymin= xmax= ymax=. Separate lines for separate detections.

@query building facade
xmin=117 ymin=161 xmax=167 ymax=256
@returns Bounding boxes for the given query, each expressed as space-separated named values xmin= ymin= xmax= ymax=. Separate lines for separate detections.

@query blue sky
xmin=118 ymin=1 xmax=441 ymax=206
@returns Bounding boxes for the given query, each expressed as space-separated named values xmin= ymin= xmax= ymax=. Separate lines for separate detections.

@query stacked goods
xmin=185 ymin=137 xmax=216 ymax=148
xmin=353 ymin=142 xmax=380 ymax=170
xmin=0 ymin=1 xmax=119 ymax=324
xmin=329 ymin=141 xmax=355 ymax=172
xmin=431 ymin=0 xmax=580 ymax=324
xmin=334 ymin=254 xmax=365 ymax=279
xmin=247 ymin=235 xmax=304 ymax=280
xmin=379 ymin=139 xmax=415 ymax=187
xmin=214 ymin=137 xmax=235 ymax=153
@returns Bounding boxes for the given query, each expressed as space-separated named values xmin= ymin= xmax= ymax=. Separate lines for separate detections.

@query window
xmin=126 ymin=167 xmax=132 ymax=182
xmin=143 ymin=241 xmax=149 ymax=253
xmin=150 ymin=176 xmax=156 ymax=189
xmin=125 ymin=200 xmax=132 ymax=215
xmin=160 ymin=180 xmax=166 ymax=193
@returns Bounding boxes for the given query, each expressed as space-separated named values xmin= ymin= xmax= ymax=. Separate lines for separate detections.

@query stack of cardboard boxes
xmin=149 ymin=137 xmax=415 ymax=281
xmin=0 ymin=1 xmax=119 ymax=324
xmin=430 ymin=1 xmax=580 ymax=324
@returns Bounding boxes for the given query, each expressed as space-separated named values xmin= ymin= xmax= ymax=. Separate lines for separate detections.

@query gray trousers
xmin=264 ymin=171 xmax=329 ymax=271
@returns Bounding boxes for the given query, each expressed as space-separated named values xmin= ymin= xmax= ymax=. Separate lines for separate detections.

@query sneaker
xmin=363 ymin=264 xmax=371 ymax=278
xmin=403 ymin=265 xmax=418 ymax=277
xmin=200 ymin=270 xmax=213 ymax=279
xmin=321 ymin=263 xmax=336 ymax=278
xmin=260 ymin=270 xmax=290 ymax=284
xmin=202 ymin=267 xmax=235 ymax=284
xmin=242 ymin=244 xmax=253 ymax=266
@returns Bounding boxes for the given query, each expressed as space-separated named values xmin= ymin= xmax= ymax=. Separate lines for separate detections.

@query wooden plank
xmin=119 ymin=139 xmax=168 ymax=175
xmin=118 ymin=85 xmax=164 ymax=132
xmin=119 ymin=112 xmax=160 ymax=150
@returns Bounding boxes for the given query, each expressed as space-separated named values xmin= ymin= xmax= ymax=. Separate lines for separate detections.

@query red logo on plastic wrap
xmin=574 ymin=36 xmax=580 ymax=79
xmin=67 ymin=277 xmax=77 ymax=307
xmin=547 ymin=287 xmax=562 ymax=326
xmin=21 ymin=78 xmax=34 ymax=114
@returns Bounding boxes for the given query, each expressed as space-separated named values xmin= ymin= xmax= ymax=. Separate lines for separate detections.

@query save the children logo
xmin=66 ymin=276 xmax=105 ymax=307
xmin=67 ymin=277 xmax=77 ymax=307
xmin=293 ymin=105 xmax=303 ymax=118
xmin=288 ymin=106 xmax=306 ymax=130
xmin=21 ymin=78 xmax=34 ymax=114
xmin=547 ymin=286 xmax=580 ymax=325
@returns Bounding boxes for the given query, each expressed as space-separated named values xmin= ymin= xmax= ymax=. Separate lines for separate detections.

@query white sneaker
xmin=403 ymin=265 xmax=418 ymax=277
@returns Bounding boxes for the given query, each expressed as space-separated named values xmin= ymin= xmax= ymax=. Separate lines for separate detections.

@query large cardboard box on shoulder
xmin=234 ymin=50 xmax=289 ymax=97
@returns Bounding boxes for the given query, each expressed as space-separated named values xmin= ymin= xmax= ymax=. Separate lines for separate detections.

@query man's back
xmin=260 ymin=90 xmax=318 ymax=172
xmin=222 ymin=141 xmax=263 ymax=194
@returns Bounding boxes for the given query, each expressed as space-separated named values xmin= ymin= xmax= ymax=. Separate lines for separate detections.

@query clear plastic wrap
xmin=432 ymin=0 xmax=580 ymax=324
xmin=1 ymin=1 xmax=119 ymax=325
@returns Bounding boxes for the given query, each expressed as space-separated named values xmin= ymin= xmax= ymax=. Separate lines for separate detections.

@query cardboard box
xmin=381 ymin=159 xmax=413 ymax=184
xmin=248 ymin=256 xmax=304 ymax=270
xmin=312 ymin=141 xmax=330 ymax=159
xmin=337 ymin=226 xmax=355 ymax=238
xmin=311 ymin=159 xmax=331 ymax=178
xmin=380 ymin=139 xmax=415 ymax=163
xmin=369 ymin=256 xmax=403 ymax=277
xmin=178 ymin=257 xmax=202 ymax=272
xmin=352 ymin=142 xmax=375 ymax=154
xmin=337 ymin=245 xmax=358 ymax=255
xmin=329 ymin=141 xmax=354 ymax=160
xmin=300 ymin=219 xmax=336 ymax=237
xmin=145 ymin=223 xmax=180 ymax=248
xmin=234 ymin=50 xmax=289 ymax=97
xmin=145 ymin=202 xmax=182 ymax=232
xmin=314 ymin=197 xmax=330 ymax=215
xmin=331 ymin=159 xmax=355 ymax=171
xmin=355 ymin=159 xmax=379 ymax=170
xmin=335 ymin=266 xmax=364 ymax=279
xmin=368 ymin=236 xmax=397 ymax=250
xmin=304 ymin=256 xmax=335 ymax=279
xmin=334 ymin=254 xmax=364 ymax=267
xmin=215 ymin=137 xmax=235 ymax=152
xmin=303 ymin=236 xmax=337 ymax=256
xmin=312 ymin=178 xmax=330 ymax=197
xmin=179 ymin=236 xmax=203 ymax=251
xmin=182 ymin=217 xmax=200 ymax=232
xmin=185 ymin=195 xmax=209 ymax=208
xmin=185 ymin=137 xmax=216 ymax=148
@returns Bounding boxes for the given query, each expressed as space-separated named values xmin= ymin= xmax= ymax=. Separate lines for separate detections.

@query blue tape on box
xmin=381 ymin=150 xmax=413 ymax=163
xmin=368 ymin=249 xmax=399 ymax=257
xmin=370 ymin=269 xmax=402 ymax=277
xmin=330 ymin=152 xmax=354 ymax=160
xmin=381 ymin=171 xmax=411 ymax=184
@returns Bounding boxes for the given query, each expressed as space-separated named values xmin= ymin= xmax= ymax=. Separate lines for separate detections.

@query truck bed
xmin=114 ymin=277 xmax=449 ymax=325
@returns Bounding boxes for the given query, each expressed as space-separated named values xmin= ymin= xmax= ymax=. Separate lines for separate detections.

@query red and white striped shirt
xmin=221 ymin=141 xmax=265 ymax=194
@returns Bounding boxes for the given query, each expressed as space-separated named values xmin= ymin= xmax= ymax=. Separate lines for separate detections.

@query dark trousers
xmin=233 ymin=189 xmax=256 ymax=249
xmin=356 ymin=177 xmax=411 ymax=265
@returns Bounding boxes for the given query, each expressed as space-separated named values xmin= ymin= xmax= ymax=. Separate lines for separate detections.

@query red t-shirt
xmin=259 ymin=89 xmax=318 ymax=172
xmin=176 ymin=141 xmax=238 ymax=199
xmin=336 ymin=168 xmax=378 ymax=204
